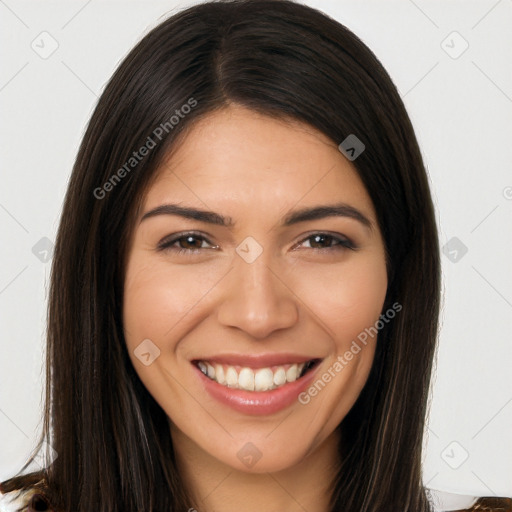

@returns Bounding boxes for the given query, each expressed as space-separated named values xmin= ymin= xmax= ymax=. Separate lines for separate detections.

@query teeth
xmin=254 ymin=368 xmax=274 ymax=391
xmin=273 ymin=367 xmax=286 ymax=386
xmin=198 ymin=361 xmax=208 ymax=376
xmin=225 ymin=366 xmax=238 ymax=388
xmin=238 ymin=368 xmax=255 ymax=391
xmin=197 ymin=360 xmax=314 ymax=391
xmin=215 ymin=364 xmax=225 ymax=385
xmin=286 ymin=364 xmax=298 ymax=382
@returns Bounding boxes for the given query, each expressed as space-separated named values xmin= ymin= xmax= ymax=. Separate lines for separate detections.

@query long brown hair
xmin=1 ymin=1 xmax=440 ymax=510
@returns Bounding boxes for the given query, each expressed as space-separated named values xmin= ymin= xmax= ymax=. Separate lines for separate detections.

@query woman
xmin=1 ymin=1 xmax=509 ymax=511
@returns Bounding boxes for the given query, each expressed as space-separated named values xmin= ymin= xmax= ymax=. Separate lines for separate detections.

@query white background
xmin=1 ymin=0 xmax=511 ymax=500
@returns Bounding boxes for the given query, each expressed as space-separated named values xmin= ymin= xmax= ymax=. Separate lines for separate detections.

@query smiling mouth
xmin=194 ymin=359 xmax=319 ymax=392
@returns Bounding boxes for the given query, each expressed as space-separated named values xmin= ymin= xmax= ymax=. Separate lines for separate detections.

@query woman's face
xmin=123 ymin=105 xmax=388 ymax=473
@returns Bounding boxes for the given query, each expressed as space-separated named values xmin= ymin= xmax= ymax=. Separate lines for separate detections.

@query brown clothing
xmin=456 ymin=497 xmax=512 ymax=511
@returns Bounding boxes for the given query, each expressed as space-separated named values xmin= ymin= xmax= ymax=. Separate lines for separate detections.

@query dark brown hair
xmin=1 ymin=1 xmax=440 ymax=510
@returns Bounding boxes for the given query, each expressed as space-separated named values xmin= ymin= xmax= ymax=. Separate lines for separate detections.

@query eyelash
xmin=157 ymin=231 xmax=357 ymax=255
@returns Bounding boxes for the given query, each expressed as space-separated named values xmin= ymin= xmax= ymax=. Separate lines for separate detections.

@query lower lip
xmin=193 ymin=362 xmax=320 ymax=415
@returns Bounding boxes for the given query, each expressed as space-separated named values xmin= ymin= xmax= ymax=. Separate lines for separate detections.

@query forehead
xmin=143 ymin=105 xmax=375 ymax=220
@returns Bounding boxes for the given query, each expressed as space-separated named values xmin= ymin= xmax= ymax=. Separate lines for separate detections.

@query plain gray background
xmin=1 ymin=0 xmax=511 ymax=500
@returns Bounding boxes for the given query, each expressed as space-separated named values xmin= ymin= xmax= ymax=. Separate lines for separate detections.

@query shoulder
xmin=428 ymin=489 xmax=512 ymax=512
xmin=0 ymin=487 xmax=34 ymax=512
xmin=455 ymin=497 xmax=512 ymax=511
xmin=0 ymin=483 xmax=52 ymax=512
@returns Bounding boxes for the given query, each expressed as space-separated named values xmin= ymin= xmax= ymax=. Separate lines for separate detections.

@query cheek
xmin=296 ymin=259 xmax=387 ymax=430
xmin=295 ymin=256 xmax=388 ymax=345
xmin=122 ymin=256 xmax=221 ymax=348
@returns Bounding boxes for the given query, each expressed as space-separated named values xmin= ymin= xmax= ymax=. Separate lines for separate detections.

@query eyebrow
xmin=140 ymin=202 xmax=373 ymax=230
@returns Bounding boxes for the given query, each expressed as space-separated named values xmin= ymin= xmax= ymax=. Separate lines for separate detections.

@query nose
xmin=216 ymin=253 xmax=299 ymax=339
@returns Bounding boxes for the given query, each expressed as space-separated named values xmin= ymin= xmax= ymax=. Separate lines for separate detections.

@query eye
xmin=157 ymin=232 xmax=218 ymax=254
xmin=294 ymin=233 xmax=357 ymax=251
xmin=157 ymin=231 xmax=357 ymax=256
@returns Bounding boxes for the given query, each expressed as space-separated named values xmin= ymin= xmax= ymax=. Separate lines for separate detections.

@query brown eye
xmin=309 ymin=234 xmax=335 ymax=249
xmin=157 ymin=232 xmax=218 ymax=254
xmin=177 ymin=235 xmax=205 ymax=250
xmin=299 ymin=233 xmax=356 ymax=251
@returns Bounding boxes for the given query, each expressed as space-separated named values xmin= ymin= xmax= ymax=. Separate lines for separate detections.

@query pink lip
xmin=191 ymin=352 xmax=315 ymax=369
xmin=192 ymin=359 xmax=321 ymax=416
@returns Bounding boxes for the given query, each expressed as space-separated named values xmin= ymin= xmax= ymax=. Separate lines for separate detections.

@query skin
xmin=123 ymin=104 xmax=388 ymax=512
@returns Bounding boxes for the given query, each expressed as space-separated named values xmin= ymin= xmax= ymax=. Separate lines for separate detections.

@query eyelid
xmin=157 ymin=230 xmax=357 ymax=254
xmin=292 ymin=231 xmax=357 ymax=251
xmin=157 ymin=231 xmax=218 ymax=251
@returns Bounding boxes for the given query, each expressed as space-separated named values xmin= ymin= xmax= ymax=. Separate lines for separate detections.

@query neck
xmin=171 ymin=426 xmax=340 ymax=512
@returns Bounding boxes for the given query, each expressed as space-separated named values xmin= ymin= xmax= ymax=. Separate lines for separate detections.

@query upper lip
xmin=192 ymin=353 xmax=319 ymax=368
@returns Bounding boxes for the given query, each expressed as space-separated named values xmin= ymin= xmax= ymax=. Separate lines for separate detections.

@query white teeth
xmin=254 ymin=368 xmax=274 ymax=391
xmin=198 ymin=361 xmax=208 ymax=376
xmin=197 ymin=360 xmax=314 ymax=391
xmin=238 ymin=368 xmax=255 ymax=391
xmin=273 ymin=367 xmax=286 ymax=386
xmin=286 ymin=364 xmax=298 ymax=382
xmin=215 ymin=364 xmax=225 ymax=385
xmin=225 ymin=366 xmax=238 ymax=388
